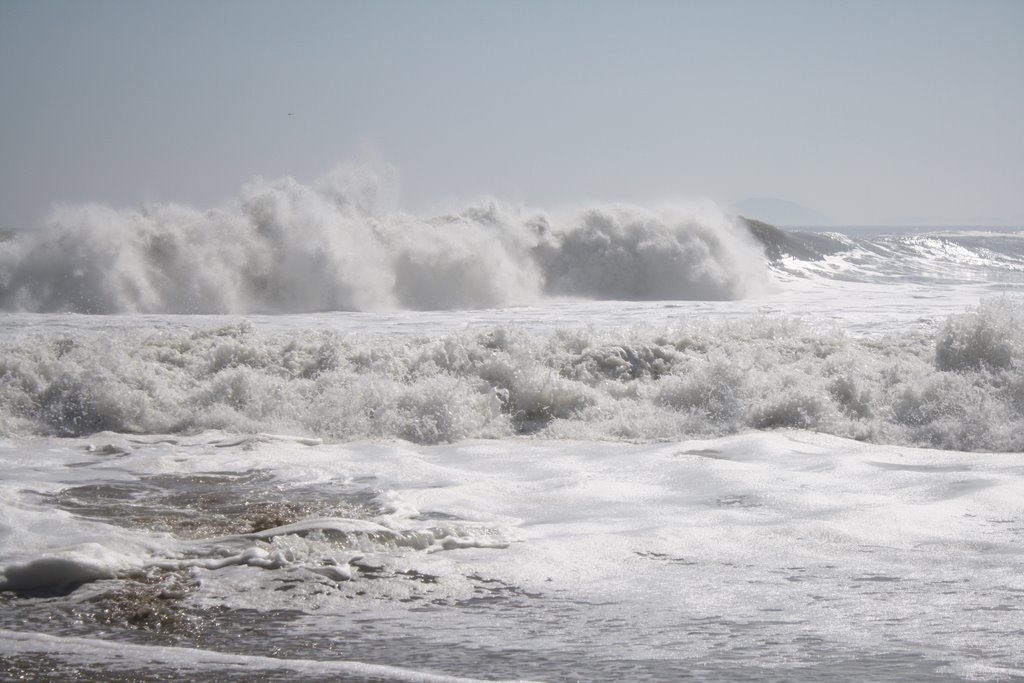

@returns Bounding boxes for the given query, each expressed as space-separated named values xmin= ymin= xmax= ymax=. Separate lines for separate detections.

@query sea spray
xmin=0 ymin=167 xmax=769 ymax=314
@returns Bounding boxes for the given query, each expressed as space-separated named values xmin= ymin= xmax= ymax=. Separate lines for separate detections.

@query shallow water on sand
xmin=2 ymin=430 xmax=1023 ymax=681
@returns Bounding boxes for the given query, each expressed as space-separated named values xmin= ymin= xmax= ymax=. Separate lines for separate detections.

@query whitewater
xmin=1 ymin=170 xmax=1023 ymax=682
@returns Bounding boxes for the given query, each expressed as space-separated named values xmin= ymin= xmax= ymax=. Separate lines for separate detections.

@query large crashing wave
xmin=0 ymin=168 xmax=769 ymax=314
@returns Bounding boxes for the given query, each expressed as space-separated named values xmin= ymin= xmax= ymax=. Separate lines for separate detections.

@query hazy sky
xmin=1 ymin=0 xmax=1022 ymax=228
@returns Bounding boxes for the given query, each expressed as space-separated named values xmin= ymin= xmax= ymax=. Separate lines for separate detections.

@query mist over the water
xmin=0 ymin=167 xmax=769 ymax=314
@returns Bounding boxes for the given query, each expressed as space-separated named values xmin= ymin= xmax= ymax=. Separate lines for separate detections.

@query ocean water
xmin=1 ymin=180 xmax=1023 ymax=682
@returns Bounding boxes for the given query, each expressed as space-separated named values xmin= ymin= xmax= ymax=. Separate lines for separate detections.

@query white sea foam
xmin=1 ymin=298 xmax=1020 ymax=451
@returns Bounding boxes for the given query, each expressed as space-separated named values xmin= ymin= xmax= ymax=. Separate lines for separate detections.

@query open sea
xmin=1 ymin=180 xmax=1023 ymax=681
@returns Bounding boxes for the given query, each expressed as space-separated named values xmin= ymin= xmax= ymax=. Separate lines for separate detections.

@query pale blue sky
xmin=1 ymin=0 xmax=1021 ymax=228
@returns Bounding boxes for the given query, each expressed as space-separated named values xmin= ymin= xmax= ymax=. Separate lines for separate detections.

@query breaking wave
xmin=758 ymin=224 xmax=1024 ymax=285
xmin=0 ymin=167 xmax=768 ymax=314
xmin=1 ymin=298 xmax=1021 ymax=451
